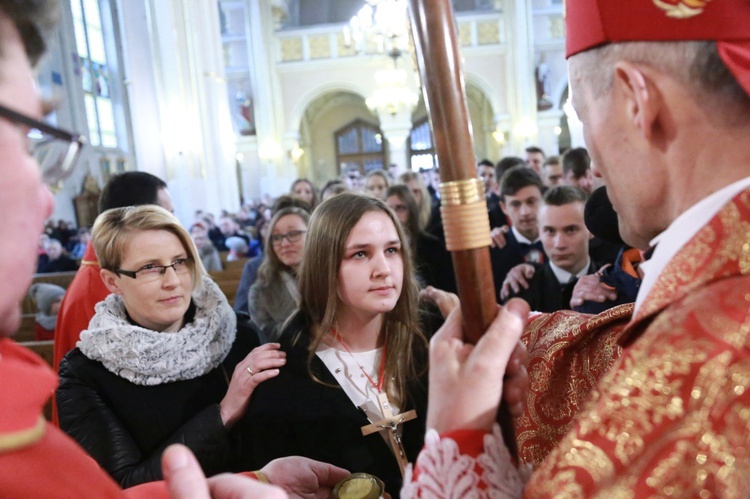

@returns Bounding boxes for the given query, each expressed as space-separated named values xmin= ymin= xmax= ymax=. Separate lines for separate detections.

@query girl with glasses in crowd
xmin=248 ymin=207 xmax=310 ymax=343
xmin=56 ymin=205 xmax=284 ymax=488
xmin=236 ymin=193 xmax=429 ymax=497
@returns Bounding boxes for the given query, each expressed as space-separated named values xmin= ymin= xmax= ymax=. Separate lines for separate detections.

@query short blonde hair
xmin=92 ymin=205 xmax=205 ymax=291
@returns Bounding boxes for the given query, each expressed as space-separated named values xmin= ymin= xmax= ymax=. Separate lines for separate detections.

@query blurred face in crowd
xmin=478 ymin=165 xmax=497 ymax=195
xmin=501 ymin=185 xmax=542 ymax=241
xmin=539 ymin=201 xmax=590 ymax=275
xmin=0 ymin=17 xmax=55 ymax=335
xmin=219 ymin=216 xmax=237 ymax=236
xmin=270 ymin=214 xmax=307 ymax=269
xmin=343 ymin=170 xmax=361 ymax=191
xmin=292 ymin=180 xmax=314 ymax=205
xmin=365 ymin=174 xmax=388 ymax=200
xmin=405 ymin=179 xmax=423 ymax=207
xmin=385 ymin=195 xmax=409 ymax=226
xmin=543 ymin=162 xmax=563 ymax=188
xmin=526 ymin=151 xmax=545 ymax=174
xmin=101 ymin=229 xmax=193 ymax=333
xmin=190 ymin=225 xmax=211 ymax=250
xmin=562 ymin=169 xmax=595 ymax=195
xmin=45 ymin=240 xmax=63 ymax=260
xmin=156 ymin=187 xmax=174 ymax=213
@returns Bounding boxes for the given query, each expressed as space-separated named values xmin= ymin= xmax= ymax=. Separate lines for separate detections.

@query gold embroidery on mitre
xmin=653 ymin=0 xmax=712 ymax=19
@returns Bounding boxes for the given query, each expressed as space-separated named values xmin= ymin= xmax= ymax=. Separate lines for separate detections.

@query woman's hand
xmin=427 ymin=299 xmax=529 ymax=434
xmin=219 ymin=343 xmax=286 ymax=428
xmin=420 ymin=286 xmax=460 ymax=318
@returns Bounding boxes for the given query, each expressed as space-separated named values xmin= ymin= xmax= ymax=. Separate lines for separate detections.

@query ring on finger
xmin=246 ymin=367 xmax=255 ymax=376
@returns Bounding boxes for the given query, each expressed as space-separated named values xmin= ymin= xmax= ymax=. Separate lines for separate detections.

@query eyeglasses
xmin=115 ymin=258 xmax=193 ymax=282
xmin=0 ymin=103 xmax=86 ymax=184
xmin=270 ymin=230 xmax=306 ymax=246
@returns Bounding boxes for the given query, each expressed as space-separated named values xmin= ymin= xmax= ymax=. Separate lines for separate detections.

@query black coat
xmin=56 ymin=316 xmax=259 ymax=488
xmin=489 ymin=230 xmax=546 ymax=294
xmin=414 ymin=231 xmax=457 ymax=293
xmin=235 ymin=313 xmax=428 ymax=498
xmin=505 ymin=261 xmax=598 ymax=313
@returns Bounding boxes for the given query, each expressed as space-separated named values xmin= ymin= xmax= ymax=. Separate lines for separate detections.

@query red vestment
xmin=0 ymin=339 xmax=167 ymax=498
xmin=405 ymin=189 xmax=750 ymax=497
xmin=51 ymin=242 xmax=108 ymax=424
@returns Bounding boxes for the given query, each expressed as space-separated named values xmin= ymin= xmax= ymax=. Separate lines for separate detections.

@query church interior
xmin=36 ymin=0 xmax=575 ymax=226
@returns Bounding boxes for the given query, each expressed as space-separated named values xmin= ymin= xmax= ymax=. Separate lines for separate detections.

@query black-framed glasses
xmin=0 ymin=103 xmax=86 ymax=184
xmin=115 ymin=258 xmax=193 ymax=282
xmin=270 ymin=230 xmax=306 ymax=246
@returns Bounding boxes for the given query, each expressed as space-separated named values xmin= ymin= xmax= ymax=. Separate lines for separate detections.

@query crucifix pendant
xmin=361 ymin=392 xmax=417 ymax=477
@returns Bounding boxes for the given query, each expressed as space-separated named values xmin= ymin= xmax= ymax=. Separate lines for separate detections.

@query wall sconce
xmin=492 ymin=129 xmax=506 ymax=145
xmin=290 ymin=146 xmax=304 ymax=162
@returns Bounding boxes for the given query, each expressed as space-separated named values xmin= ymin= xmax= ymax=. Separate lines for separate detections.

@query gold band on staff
xmin=439 ymin=178 xmax=492 ymax=251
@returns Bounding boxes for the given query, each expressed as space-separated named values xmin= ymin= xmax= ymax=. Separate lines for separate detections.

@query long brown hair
xmin=257 ymin=207 xmax=310 ymax=284
xmin=298 ymin=192 xmax=427 ymax=408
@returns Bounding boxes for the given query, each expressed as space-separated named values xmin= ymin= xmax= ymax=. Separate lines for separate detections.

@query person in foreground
xmin=403 ymin=0 xmax=750 ymax=496
xmin=238 ymin=192 xmax=430 ymax=497
xmin=0 ymin=2 xmax=346 ymax=497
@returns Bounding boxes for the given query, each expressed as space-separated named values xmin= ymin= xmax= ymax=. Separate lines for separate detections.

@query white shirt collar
xmin=511 ymin=225 xmax=539 ymax=245
xmin=635 ymin=176 xmax=750 ymax=315
xmin=549 ymin=258 xmax=591 ymax=285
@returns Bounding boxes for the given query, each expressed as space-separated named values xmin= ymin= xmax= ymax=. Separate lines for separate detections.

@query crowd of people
xmin=3 ymin=0 xmax=749 ymax=497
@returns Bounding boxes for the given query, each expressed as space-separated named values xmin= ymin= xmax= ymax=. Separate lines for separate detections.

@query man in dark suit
xmin=490 ymin=166 xmax=546 ymax=292
xmin=503 ymin=185 xmax=597 ymax=312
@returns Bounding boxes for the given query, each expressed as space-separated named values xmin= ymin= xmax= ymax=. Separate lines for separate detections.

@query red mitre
xmin=564 ymin=0 xmax=750 ymax=96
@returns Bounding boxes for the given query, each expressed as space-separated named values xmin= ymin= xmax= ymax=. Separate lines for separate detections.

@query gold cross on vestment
xmin=361 ymin=392 xmax=417 ymax=476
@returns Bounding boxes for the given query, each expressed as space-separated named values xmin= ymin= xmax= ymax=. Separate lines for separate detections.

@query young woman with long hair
xmin=248 ymin=206 xmax=310 ymax=342
xmin=238 ymin=193 xmax=429 ymax=497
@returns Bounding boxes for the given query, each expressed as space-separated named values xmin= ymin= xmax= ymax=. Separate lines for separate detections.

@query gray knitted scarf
xmin=77 ymin=277 xmax=236 ymax=386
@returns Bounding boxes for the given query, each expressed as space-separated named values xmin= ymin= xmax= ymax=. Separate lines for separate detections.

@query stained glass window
xmin=71 ymin=0 xmax=118 ymax=148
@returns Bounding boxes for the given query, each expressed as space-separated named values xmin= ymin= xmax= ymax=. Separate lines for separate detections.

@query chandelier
xmin=345 ymin=1 xmax=418 ymax=117
xmin=366 ymin=52 xmax=419 ymax=116
xmin=343 ymin=0 xmax=410 ymax=56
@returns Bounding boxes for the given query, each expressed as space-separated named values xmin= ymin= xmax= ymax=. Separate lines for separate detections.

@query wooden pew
xmin=209 ymin=265 xmax=245 ymax=306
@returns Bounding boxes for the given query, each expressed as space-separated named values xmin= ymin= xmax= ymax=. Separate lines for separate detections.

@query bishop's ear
xmin=612 ymin=61 xmax=662 ymax=142
xmin=100 ymin=268 xmax=124 ymax=295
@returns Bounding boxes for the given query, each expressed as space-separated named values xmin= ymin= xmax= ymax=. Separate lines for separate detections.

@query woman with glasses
xmin=248 ymin=207 xmax=309 ymax=343
xmin=56 ymin=205 xmax=285 ymax=488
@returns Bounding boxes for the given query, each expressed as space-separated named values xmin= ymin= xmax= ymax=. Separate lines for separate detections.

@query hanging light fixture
xmin=343 ymin=0 xmax=409 ymax=56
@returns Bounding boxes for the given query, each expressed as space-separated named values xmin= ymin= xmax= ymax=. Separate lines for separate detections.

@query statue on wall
xmin=535 ymin=59 xmax=553 ymax=111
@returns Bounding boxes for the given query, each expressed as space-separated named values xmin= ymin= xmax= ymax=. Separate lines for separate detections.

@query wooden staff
xmin=408 ymin=0 xmax=518 ymax=459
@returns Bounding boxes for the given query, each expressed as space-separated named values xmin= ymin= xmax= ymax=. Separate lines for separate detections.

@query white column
xmin=245 ymin=0 xmax=289 ymax=198
xmin=377 ymin=109 xmax=413 ymax=175
xmin=138 ymin=0 xmax=240 ymax=221
xmin=504 ymin=0 xmax=538 ymax=154
xmin=536 ymin=109 xmax=563 ymax=156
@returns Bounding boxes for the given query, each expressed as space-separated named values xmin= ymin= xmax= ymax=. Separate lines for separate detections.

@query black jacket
xmin=235 ymin=313 xmax=428 ymax=498
xmin=505 ymin=261 xmax=598 ymax=313
xmin=56 ymin=316 xmax=259 ymax=488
